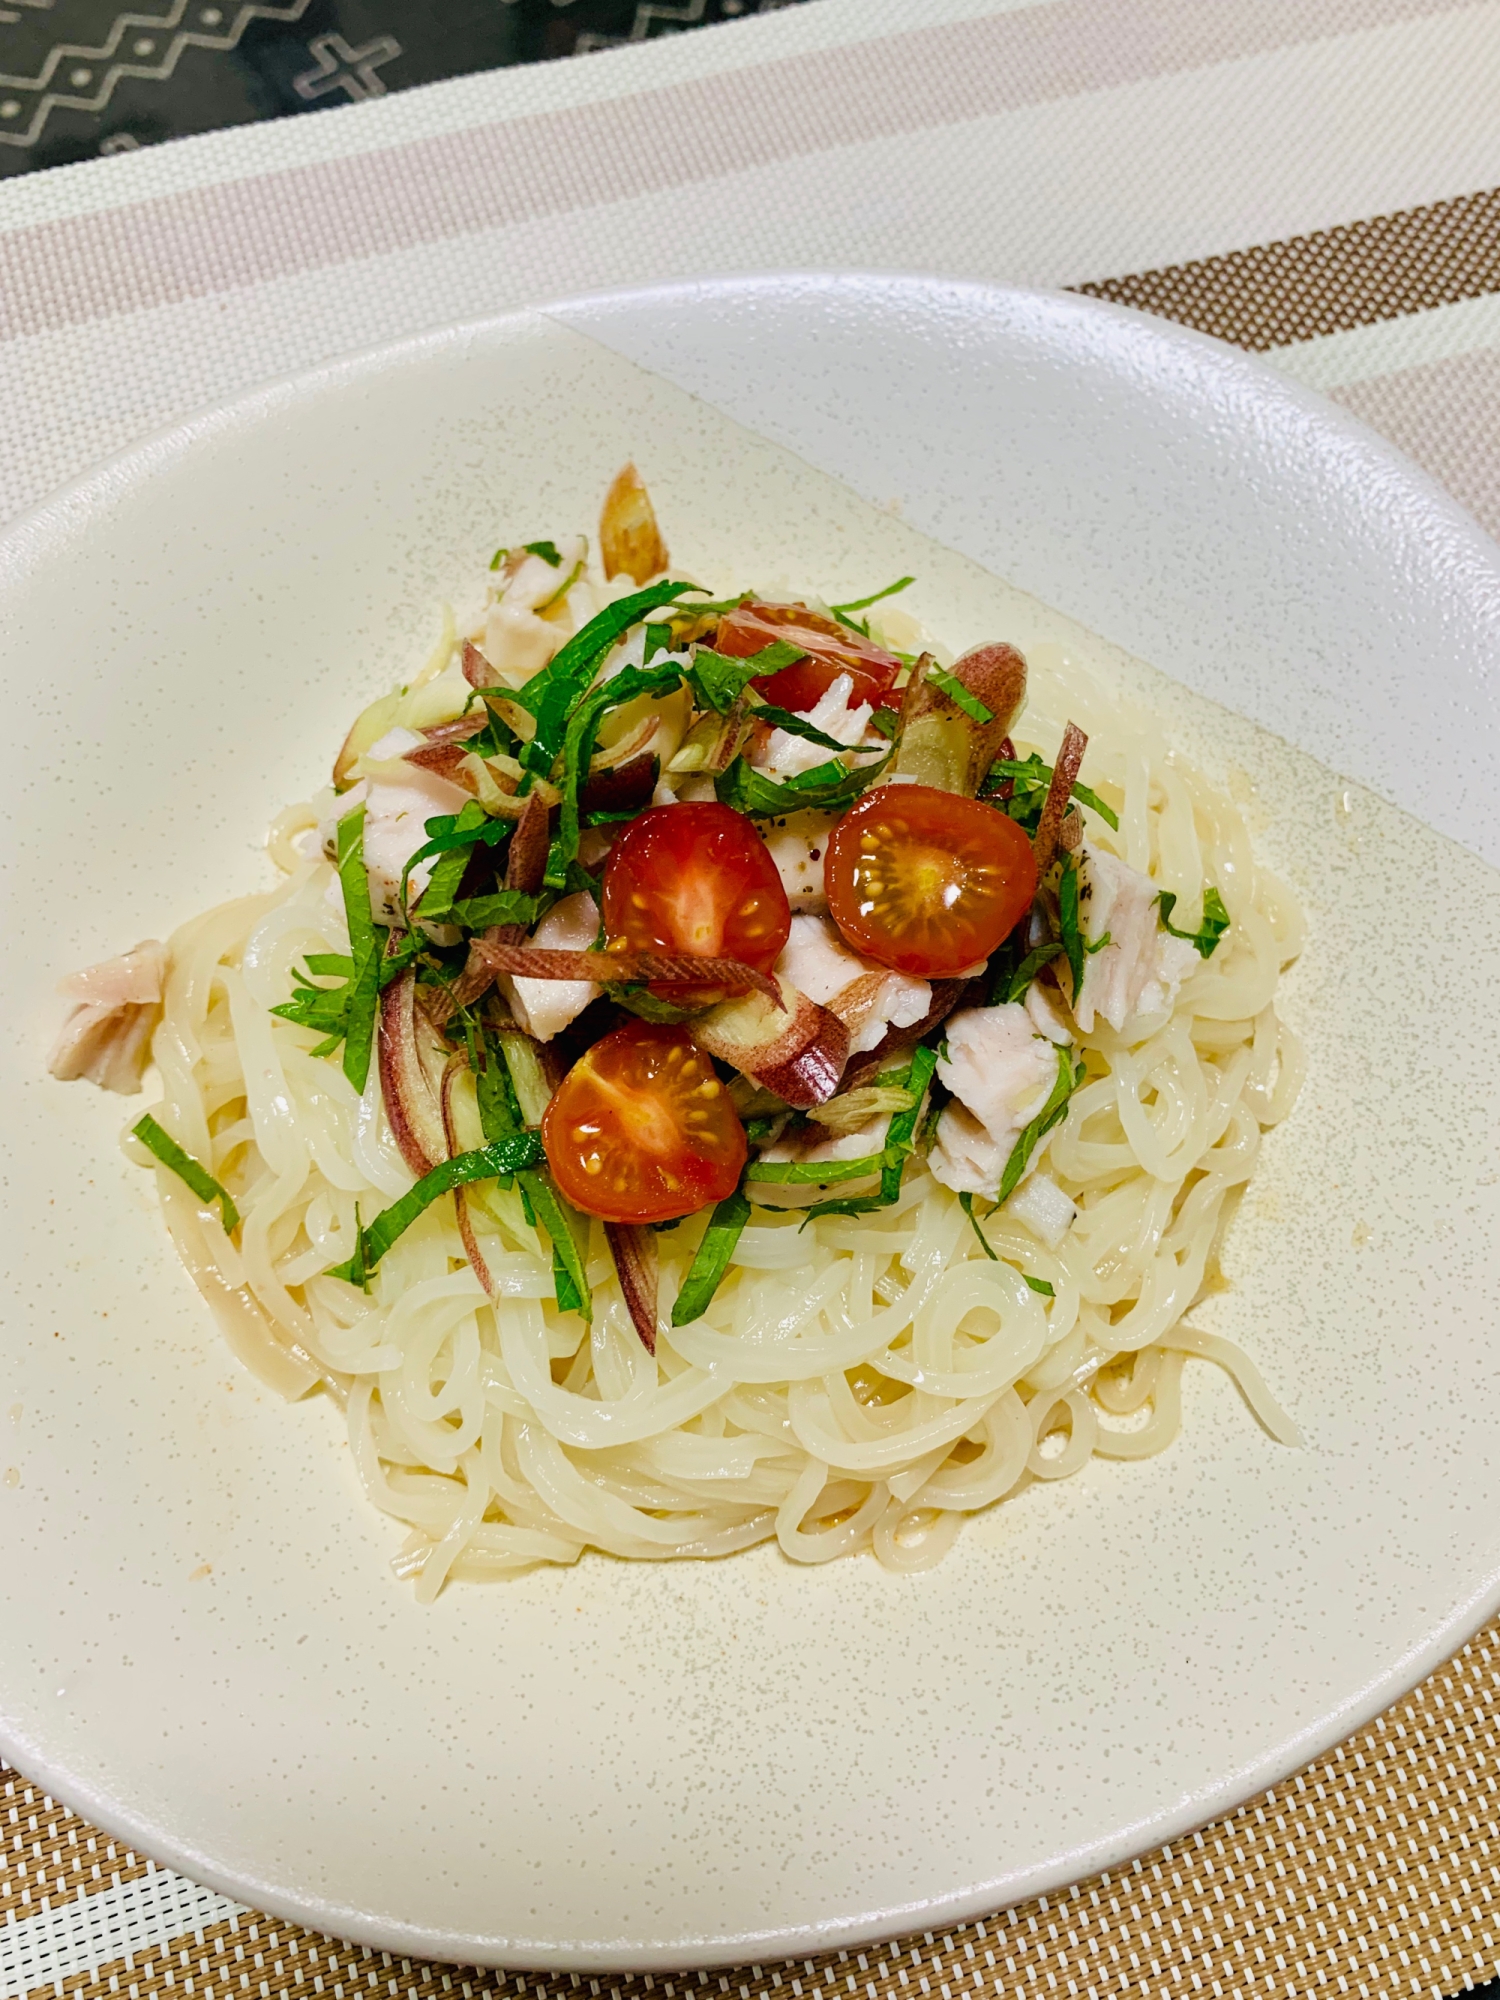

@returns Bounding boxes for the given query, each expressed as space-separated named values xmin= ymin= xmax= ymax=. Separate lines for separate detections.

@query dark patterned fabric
xmin=0 ymin=0 xmax=808 ymax=179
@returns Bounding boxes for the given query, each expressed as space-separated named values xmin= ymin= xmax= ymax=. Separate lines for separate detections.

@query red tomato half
xmin=542 ymin=1021 xmax=747 ymax=1224
xmin=715 ymin=601 xmax=903 ymax=714
xmin=823 ymin=784 xmax=1038 ymax=979
xmin=602 ymin=801 xmax=791 ymax=1003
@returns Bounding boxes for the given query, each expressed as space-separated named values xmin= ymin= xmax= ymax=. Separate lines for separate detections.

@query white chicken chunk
xmin=762 ymin=809 xmax=836 ymax=914
xmin=48 ymin=939 xmax=167 ymax=1094
xmin=1136 ymin=934 xmax=1203 ymax=1022
xmin=929 ymin=1003 xmax=1062 ymax=1199
xmin=331 ymin=728 xmax=472 ymax=925
xmin=481 ymin=535 xmax=589 ymax=682
xmin=758 ymin=1112 xmax=890 ymax=1168
xmin=1072 ymin=843 xmax=1200 ymax=1034
xmin=749 ymin=672 xmax=874 ymax=782
xmin=1004 ymin=1171 xmax=1077 ymax=1247
xmin=500 ymin=891 xmax=601 ymax=1042
xmin=753 ymin=1109 xmax=890 ymax=1207
xmin=1024 ymin=978 xmax=1074 ymax=1045
xmin=774 ymin=914 xmax=931 ymax=1056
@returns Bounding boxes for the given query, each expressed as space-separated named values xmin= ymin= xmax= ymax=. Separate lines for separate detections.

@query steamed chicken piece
xmin=482 ymin=537 xmax=646 ymax=685
xmin=762 ymin=810 xmax=837 ymax=914
xmin=1024 ymin=978 xmax=1074 ymax=1045
xmin=1072 ymin=842 xmax=1201 ymax=1034
xmin=758 ymin=1111 xmax=891 ymax=1169
xmin=47 ymin=939 xmax=167 ymax=1094
xmin=331 ymin=728 xmax=471 ymax=924
xmin=929 ymin=1002 xmax=1063 ymax=1199
xmin=481 ymin=535 xmax=588 ymax=682
xmin=1138 ymin=933 xmax=1203 ymax=1020
xmin=1004 ymin=1171 xmax=1078 ymax=1247
xmin=749 ymin=673 xmax=873 ymax=782
xmin=500 ymin=891 xmax=602 ymax=1041
xmin=774 ymin=914 xmax=931 ymax=1056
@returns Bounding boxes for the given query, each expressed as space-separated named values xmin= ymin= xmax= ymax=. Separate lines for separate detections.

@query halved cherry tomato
xmin=542 ymin=1020 xmax=747 ymax=1224
xmin=601 ymin=801 xmax=790 ymax=1004
xmin=715 ymin=601 xmax=903 ymax=714
xmin=823 ymin=783 xmax=1038 ymax=979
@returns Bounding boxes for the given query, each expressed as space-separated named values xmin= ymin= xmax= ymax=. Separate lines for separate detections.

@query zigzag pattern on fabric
xmin=0 ymin=0 xmax=312 ymax=149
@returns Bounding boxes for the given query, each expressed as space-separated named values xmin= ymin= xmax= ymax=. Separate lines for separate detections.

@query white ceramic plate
xmin=3 ymin=276 xmax=1500 ymax=1971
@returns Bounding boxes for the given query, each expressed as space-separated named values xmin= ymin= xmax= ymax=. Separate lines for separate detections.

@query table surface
xmin=2 ymin=3 xmax=1499 ymax=1996
xmin=0 ymin=0 xmax=803 ymax=178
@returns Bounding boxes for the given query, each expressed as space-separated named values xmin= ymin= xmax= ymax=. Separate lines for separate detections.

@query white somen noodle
xmin=125 ymin=593 xmax=1304 ymax=1599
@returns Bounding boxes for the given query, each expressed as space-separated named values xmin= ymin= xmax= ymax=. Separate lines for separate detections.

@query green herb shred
xmin=271 ymin=953 xmax=355 ymax=1058
xmin=336 ymin=806 xmax=382 ymax=1093
xmin=1057 ymin=853 xmax=1087 ymax=1007
xmin=133 ymin=1112 xmax=239 ymax=1233
xmin=448 ymin=889 xmax=548 ymax=933
xmin=642 ymin=621 xmax=676 ymax=665
xmin=927 ymin=669 xmax=993 ymax=724
xmin=471 ymin=1025 xmax=591 ymax=1316
xmin=327 ymin=1132 xmax=545 ymax=1287
xmin=474 ymin=1035 xmax=523 ymax=1145
xmin=510 ymin=579 xmax=696 ymax=784
xmin=995 ymin=1045 xmax=1083 ymax=1204
xmin=549 ymin=658 xmax=686 ymax=887
xmin=983 ymin=755 xmax=1120 ymax=833
xmin=983 ymin=751 xmax=1050 ymax=832
xmin=688 ymin=639 xmax=803 ymax=715
xmin=524 ymin=1171 xmax=593 ymax=1320
xmin=398 ymin=800 xmax=511 ymax=920
xmin=959 ymin=1193 xmax=1055 ymax=1294
xmin=671 ymin=1187 xmax=752 ymax=1325
xmin=998 ymin=939 xmax=1064 ymax=1006
xmin=800 ymin=1045 xmax=940 ymax=1222
xmin=715 ymin=744 xmax=891 ymax=819
xmin=830 ymin=576 xmax=914 ymax=616
xmin=1157 ymin=885 xmax=1231 ymax=958
xmin=959 ymin=1189 xmax=997 ymax=1258
xmin=748 ymin=702 xmax=853 ymax=751
xmin=413 ymin=802 xmax=491 ymax=925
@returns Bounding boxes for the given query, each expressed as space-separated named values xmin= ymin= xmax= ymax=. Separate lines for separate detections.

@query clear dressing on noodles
xmin=131 ymin=610 xmax=1305 ymax=1598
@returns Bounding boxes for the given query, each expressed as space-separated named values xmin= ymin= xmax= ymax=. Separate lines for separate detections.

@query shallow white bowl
xmin=2 ymin=276 xmax=1499 ymax=1970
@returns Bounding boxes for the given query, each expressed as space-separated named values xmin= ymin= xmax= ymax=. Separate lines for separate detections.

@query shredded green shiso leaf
xmin=996 ymin=1046 xmax=1086 ymax=1205
xmin=828 ymin=574 xmax=913 ymax=634
xmin=983 ymin=753 xmax=1119 ymax=833
xmin=927 ymin=668 xmax=993 ymax=724
xmin=671 ymin=1188 xmax=752 ymax=1327
xmin=133 ymin=1113 xmax=239 ymax=1233
xmin=326 ymin=1132 xmax=546 ymax=1287
xmin=249 ymin=556 xmax=1225 ymax=1331
xmin=1158 ymin=885 xmax=1231 ymax=958
xmin=716 ymin=744 xmax=892 ymax=819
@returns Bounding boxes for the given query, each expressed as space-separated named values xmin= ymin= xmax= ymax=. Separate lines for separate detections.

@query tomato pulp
xmin=715 ymin=601 xmax=903 ymax=715
xmin=601 ymin=800 xmax=791 ymax=1003
xmin=823 ymin=784 xmax=1038 ymax=979
xmin=541 ymin=1020 xmax=748 ymax=1224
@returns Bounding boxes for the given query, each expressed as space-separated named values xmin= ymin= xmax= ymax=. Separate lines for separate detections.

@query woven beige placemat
xmin=5 ymin=27 xmax=1500 ymax=1994
xmin=7 ymin=1613 xmax=1500 ymax=1997
xmin=1075 ymin=185 xmax=1500 ymax=350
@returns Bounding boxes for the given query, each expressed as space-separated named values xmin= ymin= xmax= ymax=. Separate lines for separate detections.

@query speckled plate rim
xmin=1 ymin=276 xmax=1499 ymax=1970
